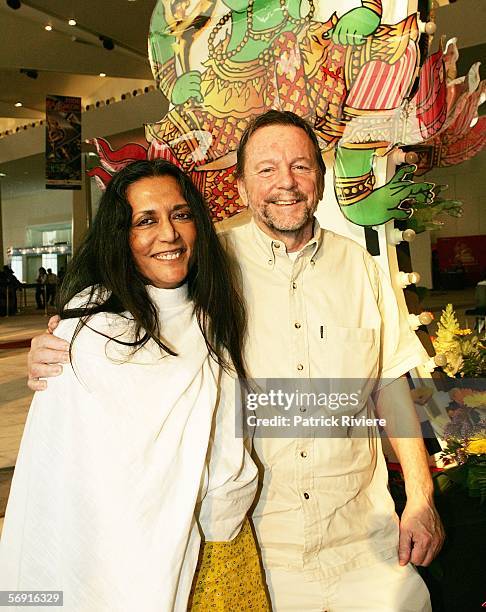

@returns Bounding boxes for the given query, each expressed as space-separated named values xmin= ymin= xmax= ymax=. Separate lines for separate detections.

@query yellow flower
xmin=453 ymin=328 xmax=473 ymax=336
xmin=463 ymin=392 xmax=486 ymax=409
xmin=465 ymin=437 xmax=486 ymax=455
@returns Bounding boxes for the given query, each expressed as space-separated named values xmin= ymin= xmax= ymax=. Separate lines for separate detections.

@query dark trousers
xmin=36 ymin=284 xmax=46 ymax=308
xmin=46 ymin=285 xmax=56 ymax=305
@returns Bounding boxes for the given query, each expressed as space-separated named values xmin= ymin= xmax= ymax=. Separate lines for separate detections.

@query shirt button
xmin=300 ymin=451 xmax=307 ymax=458
xmin=303 ymin=492 xmax=310 ymax=500
xmin=294 ymin=322 xmax=301 ymax=329
xmin=292 ymin=281 xmax=297 ymax=290
xmin=267 ymin=259 xmax=273 ymax=265
xmin=273 ymin=242 xmax=280 ymax=248
xmin=297 ymin=363 xmax=304 ymax=371
xmin=310 ymin=260 xmax=315 ymax=266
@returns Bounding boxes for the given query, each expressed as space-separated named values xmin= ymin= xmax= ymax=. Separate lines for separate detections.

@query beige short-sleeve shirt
xmin=218 ymin=213 xmax=428 ymax=579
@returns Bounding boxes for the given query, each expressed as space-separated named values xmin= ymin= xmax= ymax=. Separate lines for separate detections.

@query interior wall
xmin=0 ymin=91 xmax=167 ymax=262
xmin=2 ymin=190 xmax=71 ymax=259
xmin=407 ymin=145 xmax=486 ymax=287
xmin=427 ymin=148 xmax=486 ymax=241
xmin=409 ymin=231 xmax=433 ymax=289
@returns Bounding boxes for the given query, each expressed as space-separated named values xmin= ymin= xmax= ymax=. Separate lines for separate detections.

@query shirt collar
xmin=250 ymin=216 xmax=323 ymax=264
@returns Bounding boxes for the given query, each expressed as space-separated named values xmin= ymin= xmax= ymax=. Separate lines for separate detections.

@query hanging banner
xmin=45 ymin=95 xmax=82 ymax=190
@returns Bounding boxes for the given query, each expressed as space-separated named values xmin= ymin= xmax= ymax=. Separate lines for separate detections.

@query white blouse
xmin=0 ymin=285 xmax=257 ymax=611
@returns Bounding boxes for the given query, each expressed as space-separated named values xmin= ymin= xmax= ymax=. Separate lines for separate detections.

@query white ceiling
xmin=0 ymin=0 xmax=484 ymax=136
xmin=0 ymin=0 xmax=157 ymax=132
xmin=0 ymin=0 xmax=484 ymax=206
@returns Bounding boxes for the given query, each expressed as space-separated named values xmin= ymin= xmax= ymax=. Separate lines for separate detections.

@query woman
xmin=0 ymin=160 xmax=268 ymax=611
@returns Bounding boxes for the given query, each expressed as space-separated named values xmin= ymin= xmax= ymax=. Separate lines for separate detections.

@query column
xmin=0 ymin=181 xmax=4 ymax=268
xmin=71 ymin=155 xmax=92 ymax=252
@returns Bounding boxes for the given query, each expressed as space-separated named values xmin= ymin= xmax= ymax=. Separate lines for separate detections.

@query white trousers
xmin=265 ymin=557 xmax=432 ymax=612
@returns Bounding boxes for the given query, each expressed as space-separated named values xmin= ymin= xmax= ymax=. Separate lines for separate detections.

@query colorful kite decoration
xmin=88 ymin=0 xmax=483 ymax=227
xmin=412 ymin=59 xmax=486 ymax=175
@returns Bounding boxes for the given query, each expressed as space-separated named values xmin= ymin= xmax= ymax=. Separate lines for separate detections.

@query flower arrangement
xmin=431 ymin=305 xmax=486 ymax=500
xmin=432 ymin=304 xmax=486 ymax=377
xmin=439 ymin=387 xmax=486 ymax=502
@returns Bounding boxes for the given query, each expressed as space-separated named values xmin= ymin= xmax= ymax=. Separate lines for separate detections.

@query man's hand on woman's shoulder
xmin=27 ymin=316 xmax=70 ymax=391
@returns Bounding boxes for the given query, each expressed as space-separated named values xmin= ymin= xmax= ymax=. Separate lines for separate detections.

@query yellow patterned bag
xmin=189 ymin=519 xmax=271 ymax=610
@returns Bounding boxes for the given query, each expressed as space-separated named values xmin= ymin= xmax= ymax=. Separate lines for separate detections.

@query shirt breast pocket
xmin=321 ymin=324 xmax=379 ymax=381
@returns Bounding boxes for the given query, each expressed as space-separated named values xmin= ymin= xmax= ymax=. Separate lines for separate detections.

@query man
xmin=28 ymin=111 xmax=443 ymax=610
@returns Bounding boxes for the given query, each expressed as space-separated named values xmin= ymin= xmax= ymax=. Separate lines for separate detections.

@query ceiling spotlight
xmin=99 ymin=36 xmax=115 ymax=50
xmin=45 ymin=24 xmax=52 ymax=31
xmin=20 ymin=68 xmax=38 ymax=79
xmin=0 ymin=172 xmax=7 ymax=177
xmin=15 ymin=102 xmax=23 ymax=107
xmin=6 ymin=0 xmax=21 ymax=9
xmin=99 ymin=72 xmax=106 ymax=77
xmin=68 ymin=18 xmax=76 ymax=26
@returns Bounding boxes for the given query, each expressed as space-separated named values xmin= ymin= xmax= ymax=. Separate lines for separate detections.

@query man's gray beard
xmin=260 ymin=202 xmax=315 ymax=233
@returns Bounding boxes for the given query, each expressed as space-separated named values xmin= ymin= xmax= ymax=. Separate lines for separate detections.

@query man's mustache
xmin=265 ymin=191 xmax=307 ymax=203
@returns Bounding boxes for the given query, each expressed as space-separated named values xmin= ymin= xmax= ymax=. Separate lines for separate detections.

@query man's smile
xmin=269 ymin=199 xmax=302 ymax=206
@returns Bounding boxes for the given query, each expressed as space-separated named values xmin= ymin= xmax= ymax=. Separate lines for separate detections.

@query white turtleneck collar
xmin=146 ymin=283 xmax=189 ymax=310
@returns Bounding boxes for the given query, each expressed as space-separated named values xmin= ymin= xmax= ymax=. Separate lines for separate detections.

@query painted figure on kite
xmin=143 ymin=0 xmax=446 ymax=225
xmin=92 ymin=0 xmax=452 ymax=226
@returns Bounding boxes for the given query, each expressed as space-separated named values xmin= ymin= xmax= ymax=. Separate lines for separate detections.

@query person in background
xmin=0 ymin=266 xmax=21 ymax=315
xmin=57 ymin=266 xmax=66 ymax=285
xmin=35 ymin=266 xmax=47 ymax=310
xmin=45 ymin=268 xmax=58 ymax=306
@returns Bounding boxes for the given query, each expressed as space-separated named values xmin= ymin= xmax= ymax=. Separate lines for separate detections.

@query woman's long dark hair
xmin=58 ymin=159 xmax=247 ymax=381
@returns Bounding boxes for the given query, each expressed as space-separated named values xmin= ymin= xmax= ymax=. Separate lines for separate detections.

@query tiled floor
xmin=0 ymin=313 xmax=49 ymax=469
xmin=0 ymin=311 xmax=50 ymax=534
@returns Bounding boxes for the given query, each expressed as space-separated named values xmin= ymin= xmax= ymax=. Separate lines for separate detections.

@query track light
xmin=6 ymin=0 xmax=21 ymax=9
xmin=99 ymin=36 xmax=115 ymax=50
xmin=20 ymin=68 xmax=39 ymax=79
